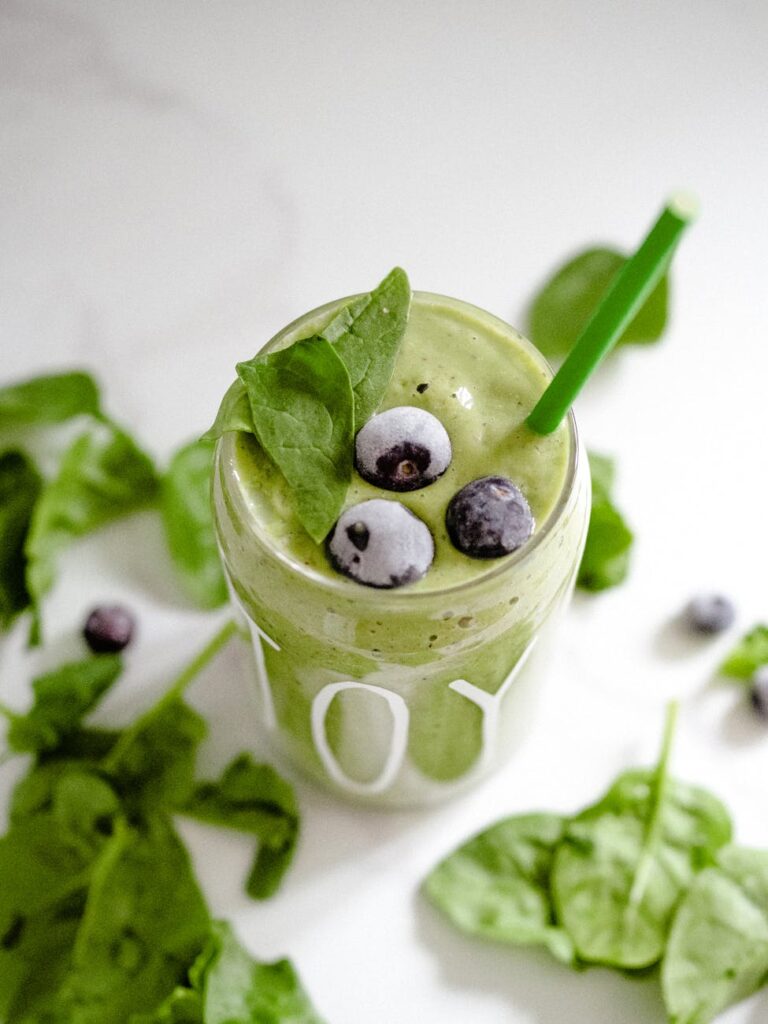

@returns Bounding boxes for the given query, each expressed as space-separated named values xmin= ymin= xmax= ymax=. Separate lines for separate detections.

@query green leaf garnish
xmin=205 ymin=268 xmax=411 ymax=542
xmin=181 ymin=754 xmax=299 ymax=900
xmin=161 ymin=438 xmax=227 ymax=610
xmin=528 ymin=247 xmax=669 ymax=361
xmin=2 ymin=654 xmax=122 ymax=755
xmin=0 ymin=371 xmax=101 ymax=429
xmin=423 ymin=812 xmax=574 ymax=963
xmin=662 ymin=845 xmax=768 ymax=1024
xmin=24 ymin=420 xmax=158 ymax=643
xmin=321 ymin=266 xmax=411 ymax=430
xmin=720 ymin=624 xmax=768 ymax=680
xmin=237 ymin=337 xmax=354 ymax=543
xmin=577 ymin=450 xmax=634 ymax=592
xmin=0 ymin=449 xmax=42 ymax=628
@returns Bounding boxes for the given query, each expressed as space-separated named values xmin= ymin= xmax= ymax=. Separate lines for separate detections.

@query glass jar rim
xmin=216 ymin=290 xmax=582 ymax=606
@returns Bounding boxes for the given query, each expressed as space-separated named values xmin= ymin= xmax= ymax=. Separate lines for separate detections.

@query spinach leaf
xmin=322 ymin=267 xmax=411 ymax=430
xmin=577 ymin=450 xmax=634 ymax=592
xmin=528 ymin=247 xmax=669 ymax=361
xmin=131 ymin=986 xmax=203 ymax=1023
xmin=192 ymin=920 xmax=326 ymax=1024
xmin=0 ymin=371 xmax=101 ymax=429
xmin=0 ymin=449 xmax=42 ymax=628
xmin=720 ymin=624 xmax=768 ymax=680
xmin=181 ymin=754 xmax=299 ymax=900
xmin=423 ymin=812 xmax=574 ymax=963
xmin=201 ymin=380 xmax=255 ymax=442
xmin=161 ymin=438 xmax=227 ymax=610
xmin=237 ymin=336 xmax=354 ymax=542
xmin=552 ymin=707 xmax=732 ymax=970
xmin=25 ymin=421 xmax=158 ymax=643
xmin=3 ymin=654 xmax=122 ymax=755
xmin=102 ymin=698 xmax=207 ymax=809
xmin=662 ymin=845 xmax=768 ymax=1024
xmin=60 ymin=817 xmax=210 ymax=1024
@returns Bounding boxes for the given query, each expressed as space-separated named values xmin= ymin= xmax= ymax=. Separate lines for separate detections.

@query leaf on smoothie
xmin=237 ymin=337 xmax=354 ymax=542
xmin=528 ymin=247 xmax=669 ymax=361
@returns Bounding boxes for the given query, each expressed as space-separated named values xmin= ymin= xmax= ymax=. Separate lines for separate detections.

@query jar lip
xmin=215 ymin=290 xmax=582 ymax=606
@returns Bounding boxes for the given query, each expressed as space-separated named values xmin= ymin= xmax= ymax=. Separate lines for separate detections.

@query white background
xmin=2 ymin=2 xmax=768 ymax=1021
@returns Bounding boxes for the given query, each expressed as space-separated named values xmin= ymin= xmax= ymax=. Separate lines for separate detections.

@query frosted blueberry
xmin=327 ymin=499 xmax=434 ymax=588
xmin=750 ymin=665 xmax=768 ymax=720
xmin=83 ymin=605 xmax=135 ymax=653
xmin=355 ymin=406 xmax=451 ymax=492
xmin=684 ymin=594 xmax=736 ymax=635
xmin=446 ymin=476 xmax=534 ymax=559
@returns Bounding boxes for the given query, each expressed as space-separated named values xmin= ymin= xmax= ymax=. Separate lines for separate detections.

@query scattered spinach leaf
xmin=577 ymin=450 xmax=634 ymax=592
xmin=24 ymin=420 xmax=158 ymax=643
xmin=0 ymin=371 xmax=101 ymax=429
xmin=181 ymin=754 xmax=299 ymax=900
xmin=528 ymin=247 xmax=669 ymax=361
xmin=552 ymin=706 xmax=732 ymax=969
xmin=662 ymin=845 xmax=768 ymax=1024
xmin=0 ymin=449 xmax=42 ymax=628
xmin=321 ymin=267 xmax=411 ymax=431
xmin=237 ymin=336 xmax=354 ymax=542
xmin=423 ymin=812 xmax=573 ymax=963
xmin=161 ymin=438 xmax=227 ymax=610
xmin=192 ymin=920 xmax=326 ymax=1024
xmin=59 ymin=816 xmax=211 ymax=1024
xmin=719 ymin=624 xmax=768 ymax=680
xmin=3 ymin=654 xmax=122 ymax=755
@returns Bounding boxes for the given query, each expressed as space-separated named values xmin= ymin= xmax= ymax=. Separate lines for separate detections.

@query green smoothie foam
xmin=213 ymin=291 xmax=590 ymax=806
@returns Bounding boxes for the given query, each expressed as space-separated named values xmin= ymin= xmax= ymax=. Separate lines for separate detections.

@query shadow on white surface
xmin=414 ymin=895 xmax=664 ymax=1023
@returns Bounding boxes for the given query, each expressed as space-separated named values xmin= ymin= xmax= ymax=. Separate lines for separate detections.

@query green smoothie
xmin=213 ymin=291 xmax=590 ymax=806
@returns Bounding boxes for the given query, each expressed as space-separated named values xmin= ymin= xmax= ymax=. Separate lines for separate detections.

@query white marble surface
xmin=2 ymin=2 xmax=768 ymax=1021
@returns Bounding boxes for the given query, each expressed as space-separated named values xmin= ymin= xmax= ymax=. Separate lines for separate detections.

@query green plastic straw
xmin=526 ymin=194 xmax=698 ymax=435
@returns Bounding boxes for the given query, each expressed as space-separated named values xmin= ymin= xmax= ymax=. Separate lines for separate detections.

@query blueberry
xmin=446 ymin=476 xmax=534 ymax=559
xmin=327 ymin=499 xmax=434 ymax=588
xmin=83 ymin=605 xmax=135 ymax=653
xmin=355 ymin=406 xmax=451 ymax=492
xmin=750 ymin=665 xmax=768 ymax=719
xmin=685 ymin=594 xmax=736 ymax=635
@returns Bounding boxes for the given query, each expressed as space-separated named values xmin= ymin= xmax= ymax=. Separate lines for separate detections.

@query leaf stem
xmin=166 ymin=619 xmax=238 ymax=703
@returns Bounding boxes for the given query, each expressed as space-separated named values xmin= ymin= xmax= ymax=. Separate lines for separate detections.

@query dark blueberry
xmin=83 ymin=605 xmax=135 ymax=653
xmin=750 ymin=666 xmax=768 ymax=720
xmin=355 ymin=406 xmax=451 ymax=492
xmin=327 ymin=499 xmax=434 ymax=588
xmin=685 ymin=594 xmax=736 ymax=635
xmin=446 ymin=476 xmax=534 ymax=559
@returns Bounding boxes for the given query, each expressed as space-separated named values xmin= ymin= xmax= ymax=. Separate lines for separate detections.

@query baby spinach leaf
xmin=3 ymin=654 xmax=122 ymax=755
xmin=662 ymin=845 xmax=768 ymax=1024
xmin=0 ymin=449 xmax=42 ymax=628
xmin=192 ymin=920 xmax=326 ymax=1024
xmin=552 ymin=707 xmax=732 ymax=970
xmin=201 ymin=380 xmax=254 ymax=443
xmin=0 ymin=371 xmax=101 ymax=429
xmin=103 ymin=698 xmax=206 ymax=810
xmin=161 ymin=438 xmax=227 ymax=610
xmin=25 ymin=421 xmax=158 ymax=643
xmin=528 ymin=247 xmax=669 ymax=361
xmin=720 ymin=624 xmax=768 ymax=680
xmin=181 ymin=754 xmax=299 ymax=900
xmin=237 ymin=337 xmax=354 ymax=542
xmin=577 ymin=451 xmax=634 ymax=592
xmin=60 ymin=817 xmax=210 ymax=1024
xmin=131 ymin=985 xmax=203 ymax=1023
xmin=322 ymin=267 xmax=411 ymax=431
xmin=423 ymin=812 xmax=574 ymax=963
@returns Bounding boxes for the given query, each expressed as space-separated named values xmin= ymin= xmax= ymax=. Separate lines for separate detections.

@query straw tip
xmin=666 ymin=190 xmax=700 ymax=224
